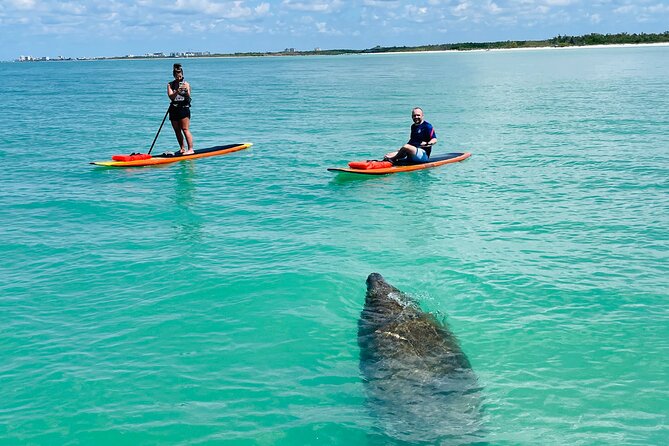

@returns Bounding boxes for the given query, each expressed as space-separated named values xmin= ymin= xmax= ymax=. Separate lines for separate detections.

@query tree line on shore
xmin=250 ymin=31 xmax=669 ymax=56
xmin=350 ymin=31 xmax=669 ymax=54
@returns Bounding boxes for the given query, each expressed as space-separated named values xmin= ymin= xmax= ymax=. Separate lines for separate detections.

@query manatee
xmin=358 ymin=273 xmax=484 ymax=444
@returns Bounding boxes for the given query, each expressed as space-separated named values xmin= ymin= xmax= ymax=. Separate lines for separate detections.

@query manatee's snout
xmin=366 ymin=273 xmax=386 ymax=291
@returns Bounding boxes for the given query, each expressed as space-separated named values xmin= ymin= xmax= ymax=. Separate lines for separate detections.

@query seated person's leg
xmin=385 ymin=144 xmax=417 ymax=162
xmin=409 ymin=147 xmax=428 ymax=163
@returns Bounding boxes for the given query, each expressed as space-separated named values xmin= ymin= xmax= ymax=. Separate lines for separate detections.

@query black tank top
xmin=169 ymin=79 xmax=191 ymax=108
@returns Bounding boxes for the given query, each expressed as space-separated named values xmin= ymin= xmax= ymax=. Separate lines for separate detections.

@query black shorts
xmin=169 ymin=106 xmax=190 ymax=121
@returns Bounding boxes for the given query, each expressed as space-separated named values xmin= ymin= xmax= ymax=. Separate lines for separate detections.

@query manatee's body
xmin=358 ymin=273 xmax=483 ymax=444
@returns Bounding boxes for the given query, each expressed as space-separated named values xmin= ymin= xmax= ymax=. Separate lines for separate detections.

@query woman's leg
xmin=180 ymin=117 xmax=194 ymax=154
xmin=171 ymin=120 xmax=185 ymax=152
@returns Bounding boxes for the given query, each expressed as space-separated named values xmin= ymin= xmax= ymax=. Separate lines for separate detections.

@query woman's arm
xmin=167 ymin=82 xmax=178 ymax=100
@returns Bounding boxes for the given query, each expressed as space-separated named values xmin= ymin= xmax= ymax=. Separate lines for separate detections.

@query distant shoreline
xmin=13 ymin=42 xmax=669 ymax=63
xmin=13 ymin=31 xmax=669 ymax=62
xmin=370 ymin=42 xmax=669 ymax=56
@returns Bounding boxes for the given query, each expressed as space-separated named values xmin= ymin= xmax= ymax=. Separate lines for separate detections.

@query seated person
xmin=384 ymin=107 xmax=437 ymax=164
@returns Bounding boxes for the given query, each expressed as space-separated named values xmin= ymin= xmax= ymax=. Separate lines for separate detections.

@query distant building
xmin=170 ymin=51 xmax=211 ymax=57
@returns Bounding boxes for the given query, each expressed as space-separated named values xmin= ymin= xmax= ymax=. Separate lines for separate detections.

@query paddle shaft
xmin=148 ymin=106 xmax=170 ymax=155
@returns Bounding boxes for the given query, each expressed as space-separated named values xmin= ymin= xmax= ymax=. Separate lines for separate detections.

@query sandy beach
xmin=364 ymin=41 xmax=669 ymax=56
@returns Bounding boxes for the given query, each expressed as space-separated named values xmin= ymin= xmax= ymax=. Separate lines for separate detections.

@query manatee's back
xmin=358 ymin=273 xmax=471 ymax=377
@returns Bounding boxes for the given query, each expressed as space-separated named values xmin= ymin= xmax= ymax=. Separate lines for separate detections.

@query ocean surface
xmin=1 ymin=46 xmax=668 ymax=445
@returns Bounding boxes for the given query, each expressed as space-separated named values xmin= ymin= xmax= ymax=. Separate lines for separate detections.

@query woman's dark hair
xmin=173 ymin=63 xmax=183 ymax=75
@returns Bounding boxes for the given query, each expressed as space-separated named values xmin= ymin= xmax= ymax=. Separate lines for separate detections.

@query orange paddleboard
xmin=91 ymin=143 xmax=252 ymax=167
xmin=328 ymin=152 xmax=471 ymax=175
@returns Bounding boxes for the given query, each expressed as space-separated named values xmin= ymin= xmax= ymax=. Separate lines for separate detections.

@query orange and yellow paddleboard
xmin=91 ymin=143 xmax=252 ymax=167
xmin=328 ymin=152 xmax=471 ymax=175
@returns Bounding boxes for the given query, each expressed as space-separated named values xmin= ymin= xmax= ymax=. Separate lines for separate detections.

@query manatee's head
xmin=366 ymin=273 xmax=394 ymax=296
xmin=365 ymin=273 xmax=411 ymax=310
xmin=360 ymin=273 xmax=405 ymax=340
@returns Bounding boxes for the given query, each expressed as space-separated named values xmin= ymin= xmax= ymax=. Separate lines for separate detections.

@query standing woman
xmin=167 ymin=63 xmax=194 ymax=154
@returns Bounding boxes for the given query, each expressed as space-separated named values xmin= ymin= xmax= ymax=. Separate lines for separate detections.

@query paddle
xmin=147 ymin=106 xmax=170 ymax=155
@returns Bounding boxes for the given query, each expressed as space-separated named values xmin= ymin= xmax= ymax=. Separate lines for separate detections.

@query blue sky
xmin=1 ymin=0 xmax=668 ymax=60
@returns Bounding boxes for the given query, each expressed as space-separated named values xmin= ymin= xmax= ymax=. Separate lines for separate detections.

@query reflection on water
xmin=173 ymin=161 xmax=202 ymax=243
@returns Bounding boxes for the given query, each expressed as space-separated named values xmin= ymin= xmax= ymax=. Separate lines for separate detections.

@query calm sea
xmin=1 ymin=47 xmax=668 ymax=445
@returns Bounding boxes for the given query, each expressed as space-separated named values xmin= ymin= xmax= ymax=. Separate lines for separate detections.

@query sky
xmin=1 ymin=0 xmax=668 ymax=60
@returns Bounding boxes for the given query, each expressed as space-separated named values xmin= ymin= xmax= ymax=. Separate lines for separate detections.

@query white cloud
xmin=296 ymin=15 xmax=315 ymax=24
xmin=403 ymin=4 xmax=429 ymax=22
xmin=224 ymin=1 xmax=255 ymax=18
xmin=545 ymin=0 xmax=576 ymax=5
xmin=255 ymin=2 xmax=270 ymax=14
xmin=166 ymin=0 xmax=269 ymax=18
xmin=647 ymin=4 xmax=669 ymax=13
xmin=453 ymin=1 xmax=469 ymax=15
xmin=589 ymin=13 xmax=601 ymax=23
xmin=55 ymin=2 xmax=87 ymax=15
xmin=8 ymin=0 xmax=36 ymax=9
xmin=363 ymin=0 xmax=401 ymax=7
xmin=282 ymin=0 xmax=343 ymax=13
xmin=613 ymin=5 xmax=635 ymax=14
xmin=171 ymin=0 xmax=231 ymax=16
xmin=487 ymin=1 xmax=502 ymax=14
xmin=315 ymin=21 xmax=341 ymax=33
xmin=226 ymin=23 xmax=258 ymax=32
xmin=191 ymin=20 xmax=216 ymax=31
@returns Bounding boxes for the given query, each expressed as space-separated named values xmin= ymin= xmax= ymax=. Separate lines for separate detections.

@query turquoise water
xmin=1 ymin=47 xmax=668 ymax=445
